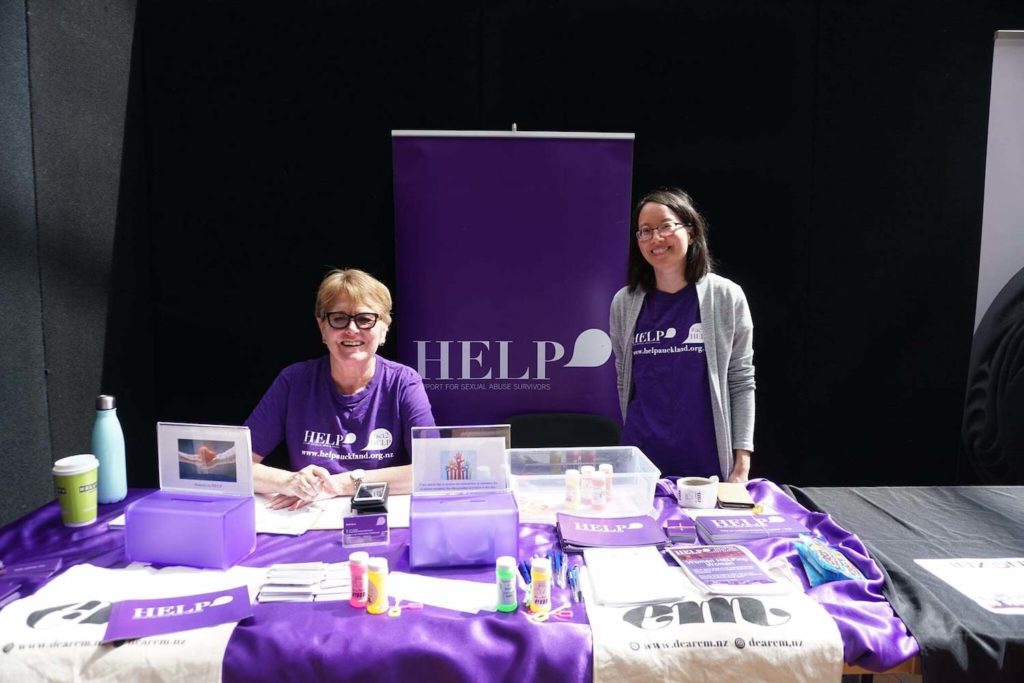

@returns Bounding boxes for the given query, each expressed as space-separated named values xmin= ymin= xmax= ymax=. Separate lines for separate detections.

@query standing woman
xmin=246 ymin=268 xmax=436 ymax=508
xmin=610 ymin=188 xmax=755 ymax=482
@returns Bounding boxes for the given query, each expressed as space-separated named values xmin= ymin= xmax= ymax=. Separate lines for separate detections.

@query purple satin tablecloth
xmin=0 ymin=481 xmax=918 ymax=680
xmin=655 ymin=479 xmax=920 ymax=672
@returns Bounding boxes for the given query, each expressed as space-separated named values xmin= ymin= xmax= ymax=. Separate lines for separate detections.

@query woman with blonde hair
xmin=246 ymin=269 xmax=435 ymax=508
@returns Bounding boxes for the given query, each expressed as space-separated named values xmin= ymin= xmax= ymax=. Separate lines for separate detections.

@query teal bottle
xmin=92 ymin=394 xmax=127 ymax=503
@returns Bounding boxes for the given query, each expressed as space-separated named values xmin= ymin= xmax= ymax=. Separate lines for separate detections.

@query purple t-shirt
xmin=244 ymin=355 xmax=436 ymax=473
xmin=620 ymin=285 xmax=719 ymax=478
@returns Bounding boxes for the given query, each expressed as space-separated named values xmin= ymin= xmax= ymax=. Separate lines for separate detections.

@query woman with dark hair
xmin=610 ymin=188 xmax=755 ymax=482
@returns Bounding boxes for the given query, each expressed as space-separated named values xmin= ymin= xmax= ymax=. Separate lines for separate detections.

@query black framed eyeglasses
xmin=636 ymin=222 xmax=687 ymax=241
xmin=321 ymin=311 xmax=380 ymax=330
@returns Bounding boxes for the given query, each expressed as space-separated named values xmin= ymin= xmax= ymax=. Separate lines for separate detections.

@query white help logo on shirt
xmin=364 ymin=429 xmax=393 ymax=451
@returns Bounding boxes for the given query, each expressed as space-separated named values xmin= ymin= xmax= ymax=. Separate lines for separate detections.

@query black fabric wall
xmin=0 ymin=0 xmax=51 ymax=524
xmin=105 ymin=0 xmax=1024 ymax=490
xmin=0 ymin=0 xmax=135 ymax=526
xmin=6 ymin=1 xmax=1022 ymax=524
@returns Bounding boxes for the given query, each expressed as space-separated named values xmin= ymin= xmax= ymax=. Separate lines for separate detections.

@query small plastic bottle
xmin=366 ymin=557 xmax=389 ymax=614
xmin=598 ymin=463 xmax=613 ymax=500
xmin=496 ymin=556 xmax=518 ymax=613
xmin=591 ymin=470 xmax=608 ymax=510
xmin=580 ymin=465 xmax=595 ymax=506
xmin=92 ymin=395 xmax=127 ymax=504
xmin=349 ymin=552 xmax=369 ymax=608
xmin=564 ymin=469 xmax=581 ymax=509
xmin=530 ymin=557 xmax=552 ymax=613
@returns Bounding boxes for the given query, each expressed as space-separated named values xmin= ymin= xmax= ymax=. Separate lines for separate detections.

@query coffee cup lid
xmin=53 ymin=454 xmax=99 ymax=476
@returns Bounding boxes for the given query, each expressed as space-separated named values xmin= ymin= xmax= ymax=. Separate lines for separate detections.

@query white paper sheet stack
xmin=257 ymin=562 xmax=352 ymax=603
xmin=388 ymin=572 xmax=497 ymax=614
xmin=583 ymin=546 xmax=690 ymax=606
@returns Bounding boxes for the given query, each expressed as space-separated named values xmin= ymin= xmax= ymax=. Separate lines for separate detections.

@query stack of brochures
xmin=666 ymin=545 xmax=791 ymax=595
xmin=257 ymin=562 xmax=351 ymax=603
xmin=556 ymin=513 xmax=667 ymax=552
xmin=663 ymin=516 xmax=697 ymax=544
xmin=694 ymin=513 xmax=807 ymax=544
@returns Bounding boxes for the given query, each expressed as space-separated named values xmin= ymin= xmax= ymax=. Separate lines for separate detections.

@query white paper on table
xmin=584 ymin=546 xmax=692 ymax=606
xmin=915 ymin=557 xmax=1024 ymax=614
xmin=388 ymin=571 xmax=497 ymax=614
xmin=253 ymin=496 xmax=324 ymax=535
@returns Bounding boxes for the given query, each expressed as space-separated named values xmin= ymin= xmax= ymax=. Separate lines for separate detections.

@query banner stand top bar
xmin=392 ymin=130 xmax=634 ymax=140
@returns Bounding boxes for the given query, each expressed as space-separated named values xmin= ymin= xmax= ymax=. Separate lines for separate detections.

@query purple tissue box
xmin=125 ymin=491 xmax=256 ymax=569
xmin=409 ymin=492 xmax=518 ymax=569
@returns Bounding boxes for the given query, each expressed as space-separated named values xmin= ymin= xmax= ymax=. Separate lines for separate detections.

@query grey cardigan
xmin=609 ymin=273 xmax=756 ymax=478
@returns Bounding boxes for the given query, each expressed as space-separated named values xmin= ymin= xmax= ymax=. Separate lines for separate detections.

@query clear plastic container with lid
xmin=509 ymin=446 xmax=660 ymax=524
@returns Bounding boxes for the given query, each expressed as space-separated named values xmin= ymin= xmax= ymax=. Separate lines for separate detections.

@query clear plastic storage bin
xmin=509 ymin=446 xmax=660 ymax=524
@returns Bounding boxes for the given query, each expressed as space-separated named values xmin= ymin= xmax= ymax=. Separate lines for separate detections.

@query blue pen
xmin=557 ymin=552 xmax=568 ymax=589
xmin=545 ymin=551 xmax=558 ymax=586
xmin=517 ymin=560 xmax=532 ymax=588
xmin=568 ymin=566 xmax=580 ymax=603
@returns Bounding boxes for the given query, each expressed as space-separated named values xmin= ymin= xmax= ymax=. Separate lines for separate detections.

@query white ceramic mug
xmin=676 ymin=476 xmax=719 ymax=509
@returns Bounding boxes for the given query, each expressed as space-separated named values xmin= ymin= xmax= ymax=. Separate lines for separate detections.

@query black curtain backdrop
xmin=107 ymin=0 xmax=1024 ymax=489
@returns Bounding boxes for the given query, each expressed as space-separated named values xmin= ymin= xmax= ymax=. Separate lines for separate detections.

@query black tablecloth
xmin=786 ymin=485 xmax=1024 ymax=683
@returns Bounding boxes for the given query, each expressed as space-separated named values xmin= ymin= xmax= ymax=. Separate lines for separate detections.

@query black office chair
xmin=962 ymin=265 xmax=1024 ymax=484
xmin=506 ymin=412 xmax=622 ymax=449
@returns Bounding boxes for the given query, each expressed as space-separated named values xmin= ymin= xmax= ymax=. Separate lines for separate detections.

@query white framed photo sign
xmin=157 ymin=422 xmax=254 ymax=497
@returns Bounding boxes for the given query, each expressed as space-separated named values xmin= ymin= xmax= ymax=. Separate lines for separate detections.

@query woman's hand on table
xmin=266 ymin=494 xmax=316 ymax=511
xmin=328 ymin=471 xmax=362 ymax=497
xmin=279 ymin=464 xmax=336 ymax=501
xmin=728 ymin=450 xmax=752 ymax=483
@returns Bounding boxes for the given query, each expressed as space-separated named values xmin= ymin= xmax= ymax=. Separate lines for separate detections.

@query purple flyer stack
xmin=556 ymin=513 xmax=666 ymax=550
xmin=695 ymin=513 xmax=808 ymax=544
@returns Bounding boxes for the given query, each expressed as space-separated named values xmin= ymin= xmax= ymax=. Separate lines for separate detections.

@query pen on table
xmin=548 ymin=551 xmax=564 ymax=590
xmin=568 ymin=566 xmax=582 ymax=603
xmin=557 ymin=552 xmax=568 ymax=589
xmin=517 ymin=560 xmax=532 ymax=589
xmin=545 ymin=551 xmax=557 ymax=587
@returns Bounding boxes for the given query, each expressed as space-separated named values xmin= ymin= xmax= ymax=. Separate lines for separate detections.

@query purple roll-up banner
xmin=392 ymin=131 xmax=634 ymax=426
xmin=102 ymin=584 xmax=252 ymax=643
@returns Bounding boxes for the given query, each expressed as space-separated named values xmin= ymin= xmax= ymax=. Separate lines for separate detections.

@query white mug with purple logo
xmin=676 ymin=476 xmax=719 ymax=509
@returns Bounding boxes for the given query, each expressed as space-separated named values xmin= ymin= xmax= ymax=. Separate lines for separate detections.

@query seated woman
xmin=610 ymin=188 xmax=755 ymax=482
xmin=245 ymin=268 xmax=436 ymax=508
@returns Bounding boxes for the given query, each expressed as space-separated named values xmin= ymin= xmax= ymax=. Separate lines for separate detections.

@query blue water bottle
xmin=92 ymin=394 xmax=127 ymax=503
